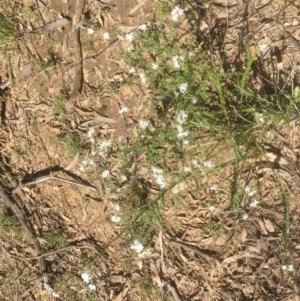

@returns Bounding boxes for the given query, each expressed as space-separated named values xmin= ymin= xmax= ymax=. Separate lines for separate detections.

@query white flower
xmin=88 ymin=284 xmax=97 ymax=291
xmin=172 ymin=55 xmax=181 ymax=69
xmin=99 ymin=140 xmax=112 ymax=150
xmin=248 ymin=190 xmax=256 ymax=197
xmin=183 ymin=166 xmax=191 ymax=173
xmin=192 ymin=97 xmax=197 ymax=104
xmin=281 ymin=265 xmax=287 ymax=271
xmin=171 ymin=5 xmax=184 ymax=22
xmin=117 ymin=34 xmax=123 ymax=40
xmin=120 ymin=174 xmax=127 ymax=182
xmin=259 ymin=43 xmax=267 ymax=52
xmin=101 ymin=169 xmax=110 ymax=179
xmin=52 ymin=292 xmax=60 ymax=298
xmin=244 ymin=186 xmax=251 ymax=193
xmin=192 ymin=159 xmax=201 ymax=168
xmin=111 ymin=215 xmax=121 ymax=223
xmin=87 ymin=128 xmax=94 ymax=138
xmin=79 ymin=165 xmax=85 ymax=172
xmin=91 ymin=150 xmax=96 ymax=156
xmin=81 ymin=272 xmax=90 ymax=284
xmin=115 ymin=204 xmax=121 ymax=211
xmin=152 ymin=166 xmax=167 ymax=188
xmin=139 ymin=120 xmax=149 ymax=129
xmin=288 ymin=265 xmax=294 ymax=272
xmin=210 ymin=184 xmax=217 ymax=191
xmin=139 ymin=23 xmax=147 ymax=31
xmin=242 ymin=213 xmax=248 ymax=220
xmin=176 ymin=110 xmax=188 ymax=124
xmin=151 ymin=166 xmax=163 ymax=174
xmin=183 ymin=139 xmax=189 ymax=145
xmin=208 ymin=205 xmax=216 ymax=212
xmin=150 ymin=127 xmax=155 ymax=132
xmin=130 ymin=239 xmax=144 ymax=253
xmin=125 ymin=32 xmax=134 ymax=42
xmin=203 ymin=160 xmax=214 ymax=168
xmin=102 ymin=31 xmax=110 ymax=40
xmin=179 ymin=82 xmax=188 ymax=94
xmin=87 ymin=27 xmax=95 ymax=35
xmin=250 ymin=199 xmax=259 ymax=208
xmin=129 ymin=67 xmax=136 ymax=74
xmin=119 ymin=106 xmax=129 ymax=114
xmin=89 ymin=159 xmax=94 ymax=166
xmin=177 ymin=125 xmax=189 ymax=138
xmin=82 ymin=160 xmax=88 ymax=166
xmin=139 ymin=73 xmax=146 ymax=83
xmin=152 ymin=63 xmax=158 ymax=70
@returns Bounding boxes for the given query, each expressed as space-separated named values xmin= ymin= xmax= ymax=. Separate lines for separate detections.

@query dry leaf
xmin=258 ymin=219 xmax=268 ymax=235
xmin=128 ymin=0 xmax=148 ymax=16
xmin=43 ymin=124 xmax=60 ymax=134
xmin=32 ymin=18 xmax=70 ymax=35
xmin=240 ymin=227 xmax=247 ymax=243
xmin=264 ymin=219 xmax=275 ymax=233
xmin=150 ymin=261 xmax=162 ymax=287
xmin=64 ymin=153 xmax=79 ymax=171
xmin=113 ymin=286 xmax=129 ymax=301
xmin=17 ymin=61 xmax=34 ymax=81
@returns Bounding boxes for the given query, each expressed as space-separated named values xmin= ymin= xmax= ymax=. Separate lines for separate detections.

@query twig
xmin=0 ymin=184 xmax=46 ymax=273
xmin=12 ymin=174 xmax=97 ymax=194
xmin=0 ymin=242 xmax=96 ymax=260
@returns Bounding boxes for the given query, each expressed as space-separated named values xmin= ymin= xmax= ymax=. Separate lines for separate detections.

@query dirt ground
xmin=1 ymin=0 xmax=300 ymax=300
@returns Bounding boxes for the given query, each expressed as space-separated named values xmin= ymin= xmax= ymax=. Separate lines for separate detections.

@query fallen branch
xmin=12 ymin=174 xmax=97 ymax=194
xmin=0 ymin=184 xmax=46 ymax=273
xmin=0 ymin=242 xmax=97 ymax=260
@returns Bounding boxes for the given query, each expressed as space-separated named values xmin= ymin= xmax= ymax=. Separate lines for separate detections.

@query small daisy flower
xmin=152 ymin=166 xmax=167 ymax=188
xmin=288 ymin=265 xmax=294 ymax=272
xmin=119 ymin=106 xmax=129 ymax=114
xmin=120 ymin=174 xmax=127 ymax=182
xmin=125 ymin=32 xmax=134 ymax=42
xmin=102 ymin=31 xmax=110 ymax=40
xmin=139 ymin=120 xmax=149 ymax=129
xmin=115 ymin=204 xmax=121 ymax=211
xmin=203 ymin=160 xmax=214 ymax=168
xmin=210 ymin=184 xmax=217 ymax=191
xmin=183 ymin=166 xmax=191 ymax=173
xmin=117 ymin=34 xmax=123 ymax=40
xmin=130 ymin=239 xmax=144 ymax=253
xmin=87 ymin=28 xmax=95 ymax=35
xmin=244 ymin=186 xmax=251 ymax=193
xmin=242 ymin=213 xmax=248 ymax=221
xmin=152 ymin=63 xmax=158 ymax=70
xmin=172 ymin=55 xmax=181 ymax=69
xmin=139 ymin=73 xmax=147 ymax=83
xmin=91 ymin=150 xmax=96 ymax=156
xmin=129 ymin=67 xmax=136 ymax=74
xmin=52 ymin=292 xmax=60 ymax=298
xmin=179 ymin=82 xmax=188 ymax=94
xmin=111 ymin=215 xmax=121 ymax=223
xmin=101 ymin=169 xmax=110 ymax=179
xmin=250 ymin=199 xmax=259 ymax=208
xmin=192 ymin=97 xmax=197 ymax=104
xmin=81 ymin=272 xmax=90 ymax=284
xmin=139 ymin=23 xmax=147 ymax=31
xmin=209 ymin=205 xmax=216 ymax=212
xmin=176 ymin=110 xmax=188 ymax=124
xmin=281 ymin=265 xmax=287 ymax=271
xmin=248 ymin=190 xmax=256 ymax=197
xmin=259 ymin=43 xmax=267 ymax=52
xmin=183 ymin=139 xmax=189 ymax=145
xmin=87 ymin=128 xmax=94 ymax=138
xmin=88 ymin=284 xmax=96 ymax=291
xmin=171 ymin=5 xmax=184 ymax=22
xmin=192 ymin=159 xmax=201 ymax=168
xmin=82 ymin=160 xmax=89 ymax=166
xmin=176 ymin=125 xmax=189 ymax=138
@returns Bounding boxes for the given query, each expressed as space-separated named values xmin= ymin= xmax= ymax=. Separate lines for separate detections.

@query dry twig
xmin=12 ymin=174 xmax=97 ymax=194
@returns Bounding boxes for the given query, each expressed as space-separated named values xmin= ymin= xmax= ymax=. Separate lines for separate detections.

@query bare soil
xmin=1 ymin=0 xmax=300 ymax=300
